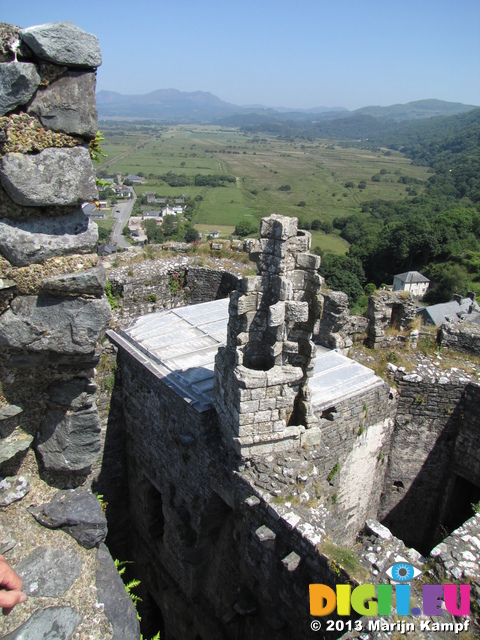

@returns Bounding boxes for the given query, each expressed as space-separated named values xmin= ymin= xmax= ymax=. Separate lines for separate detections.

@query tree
xmin=184 ymin=225 xmax=200 ymax=243
xmin=142 ymin=219 xmax=164 ymax=244
xmin=235 ymin=220 xmax=257 ymax=237
xmin=162 ymin=215 xmax=177 ymax=237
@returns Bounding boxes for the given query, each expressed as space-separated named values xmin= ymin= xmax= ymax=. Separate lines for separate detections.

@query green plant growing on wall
xmin=168 ymin=272 xmax=184 ymax=295
xmin=327 ymin=462 xmax=340 ymax=483
xmin=114 ymin=560 xmax=160 ymax=640
xmin=89 ymin=130 xmax=107 ymax=164
xmin=105 ymin=280 xmax=121 ymax=310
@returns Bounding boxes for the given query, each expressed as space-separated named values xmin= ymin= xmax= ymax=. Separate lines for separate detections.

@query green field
xmin=98 ymin=124 xmax=432 ymax=255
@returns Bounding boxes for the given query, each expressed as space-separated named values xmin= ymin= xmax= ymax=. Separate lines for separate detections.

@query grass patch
xmin=317 ymin=539 xmax=369 ymax=583
xmin=97 ymin=124 xmax=432 ymax=232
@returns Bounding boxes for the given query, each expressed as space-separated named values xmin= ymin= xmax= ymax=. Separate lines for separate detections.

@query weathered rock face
xmin=0 ymin=21 xmax=141 ymax=640
xmin=19 ymin=21 xmax=102 ymax=68
xmin=1 ymin=147 xmax=97 ymax=206
xmin=27 ymin=70 xmax=98 ymax=139
xmin=0 ymin=209 xmax=98 ymax=266
xmin=0 ymin=61 xmax=41 ymax=115
xmin=0 ymin=20 xmax=109 ymax=479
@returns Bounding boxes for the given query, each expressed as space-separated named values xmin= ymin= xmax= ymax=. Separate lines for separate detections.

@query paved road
xmin=111 ymin=192 xmax=136 ymax=249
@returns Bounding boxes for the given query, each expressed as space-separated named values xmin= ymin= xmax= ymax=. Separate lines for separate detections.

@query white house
xmin=392 ymin=271 xmax=430 ymax=297
xmin=161 ymin=206 xmax=176 ymax=218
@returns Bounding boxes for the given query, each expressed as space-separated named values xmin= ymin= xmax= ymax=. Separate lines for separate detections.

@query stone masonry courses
xmin=0 ymin=21 xmax=139 ymax=639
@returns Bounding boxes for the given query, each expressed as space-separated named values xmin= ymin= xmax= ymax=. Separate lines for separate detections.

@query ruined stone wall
xmin=0 ymin=20 xmax=112 ymax=478
xmin=438 ymin=321 xmax=480 ymax=354
xmin=107 ymin=260 xmax=239 ymax=328
xmin=0 ymin=21 xmax=139 ymax=639
xmin=314 ymin=289 xmax=368 ymax=352
xmin=106 ymin=340 xmax=352 ymax=640
xmin=366 ymin=291 xmax=418 ymax=348
xmin=378 ymin=371 xmax=469 ymax=552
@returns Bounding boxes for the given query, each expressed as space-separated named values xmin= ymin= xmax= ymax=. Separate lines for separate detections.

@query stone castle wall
xmin=105 ymin=334 xmax=353 ymax=640
xmin=438 ymin=321 xmax=480 ymax=354
xmin=0 ymin=21 xmax=139 ymax=639
xmin=107 ymin=259 xmax=239 ymax=327
xmin=378 ymin=367 xmax=480 ymax=554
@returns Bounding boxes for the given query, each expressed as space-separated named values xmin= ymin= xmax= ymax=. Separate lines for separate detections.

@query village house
xmin=392 ymin=270 xmax=430 ymax=297
xmin=420 ymin=293 xmax=480 ymax=326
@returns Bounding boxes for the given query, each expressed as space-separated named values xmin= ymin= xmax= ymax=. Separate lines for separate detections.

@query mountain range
xmin=96 ymin=89 xmax=478 ymax=124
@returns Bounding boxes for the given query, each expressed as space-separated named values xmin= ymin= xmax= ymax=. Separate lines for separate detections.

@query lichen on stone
xmin=38 ymin=62 xmax=68 ymax=87
xmin=0 ymin=113 xmax=82 ymax=155
xmin=0 ymin=23 xmax=20 ymax=62
xmin=1 ymin=253 xmax=98 ymax=295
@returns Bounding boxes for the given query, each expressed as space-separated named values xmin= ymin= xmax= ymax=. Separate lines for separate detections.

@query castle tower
xmin=214 ymin=214 xmax=323 ymax=456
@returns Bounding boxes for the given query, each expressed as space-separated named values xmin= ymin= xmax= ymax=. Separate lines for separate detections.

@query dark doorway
xmin=442 ymin=474 xmax=480 ymax=535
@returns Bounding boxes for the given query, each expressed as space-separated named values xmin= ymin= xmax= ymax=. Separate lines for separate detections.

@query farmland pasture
xmin=98 ymin=123 xmax=432 ymax=254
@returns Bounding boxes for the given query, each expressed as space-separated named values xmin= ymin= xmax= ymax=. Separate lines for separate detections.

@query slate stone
xmin=1 ymin=606 xmax=82 ymax=640
xmin=42 ymin=265 xmax=106 ymax=297
xmin=0 ymin=404 xmax=23 ymax=421
xmin=0 ymin=209 xmax=98 ymax=266
xmin=19 ymin=22 xmax=102 ymax=68
xmin=36 ymin=406 xmax=101 ymax=472
xmin=0 ymin=523 xmax=17 ymax=554
xmin=29 ymin=487 xmax=107 ymax=549
xmin=0 ymin=295 xmax=111 ymax=354
xmin=47 ymin=377 xmax=97 ymax=410
xmin=27 ymin=70 xmax=98 ymax=138
xmin=0 ymin=474 xmax=31 ymax=506
xmin=0 ymin=61 xmax=40 ymax=116
xmin=15 ymin=547 xmax=82 ymax=597
xmin=1 ymin=147 xmax=97 ymax=207
xmin=0 ymin=429 xmax=33 ymax=465
xmin=96 ymin=543 xmax=141 ymax=640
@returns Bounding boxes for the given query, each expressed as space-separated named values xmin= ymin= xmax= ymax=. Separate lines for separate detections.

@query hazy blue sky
xmin=3 ymin=0 xmax=480 ymax=110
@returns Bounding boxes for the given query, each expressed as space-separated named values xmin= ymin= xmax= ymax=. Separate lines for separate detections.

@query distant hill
xmin=353 ymin=99 xmax=478 ymax=120
xmin=96 ymin=89 xmax=478 ymax=125
xmin=96 ymin=88 xmax=238 ymax=120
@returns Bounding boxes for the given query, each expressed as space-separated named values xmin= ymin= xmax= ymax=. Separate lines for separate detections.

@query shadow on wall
xmin=379 ymin=403 xmax=480 ymax=554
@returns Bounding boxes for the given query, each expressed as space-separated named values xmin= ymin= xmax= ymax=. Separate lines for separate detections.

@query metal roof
xmin=111 ymin=298 xmax=383 ymax=412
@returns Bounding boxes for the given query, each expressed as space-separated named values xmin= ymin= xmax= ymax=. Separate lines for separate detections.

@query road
xmin=111 ymin=192 xmax=136 ymax=249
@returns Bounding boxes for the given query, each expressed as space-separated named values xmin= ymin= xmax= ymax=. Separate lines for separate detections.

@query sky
xmin=3 ymin=0 xmax=480 ymax=110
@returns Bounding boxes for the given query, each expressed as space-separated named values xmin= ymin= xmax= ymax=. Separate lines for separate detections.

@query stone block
xmin=290 ymin=270 xmax=306 ymax=291
xmin=281 ymin=551 xmax=301 ymax=572
xmin=15 ymin=547 xmax=82 ymax=597
xmin=0 ymin=61 xmax=41 ymax=115
xmin=268 ymin=301 xmax=285 ymax=327
xmin=0 ymin=474 xmax=31 ymax=506
xmin=36 ymin=406 xmax=101 ymax=472
xmin=29 ymin=487 xmax=107 ymax=548
xmin=260 ymin=214 xmax=298 ymax=240
xmin=255 ymin=524 xmax=276 ymax=549
xmin=96 ymin=543 xmax=141 ymax=640
xmin=285 ymin=301 xmax=309 ymax=322
xmin=1 ymin=607 xmax=82 ymax=640
xmin=296 ymin=252 xmax=321 ymax=271
xmin=0 ymin=295 xmax=111 ymax=354
xmin=237 ymin=293 xmax=257 ymax=314
xmin=0 ymin=209 xmax=98 ymax=266
xmin=1 ymin=147 xmax=97 ymax=206
xmin=19 ymin=21 xmax=102 ymax=68
xmin=41 ymin=265 xmax=106 ymax=296
xmin=27 ymin=70 xmax=98 ymax=138
xmin=241 ymin=276 xmax=262 ymax=292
